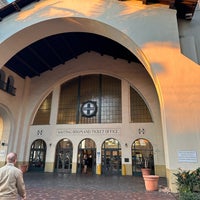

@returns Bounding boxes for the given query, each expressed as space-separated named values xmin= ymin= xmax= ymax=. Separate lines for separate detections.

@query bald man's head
xmin=7 ymin=152 xmax=17 ymax=164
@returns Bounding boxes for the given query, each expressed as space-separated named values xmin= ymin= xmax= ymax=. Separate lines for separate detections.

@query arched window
xmin=0 ymin=70 xmax=6 ymax=90
xmin=130 ymin=87 xmax=152 ymax=122
xmin=33 ymin=92 xmax=52 ymax=125
xmin=57 ymin=74 xmax=122 ymax=124
xmin=6 ymin=75 xmax=16 ymax=95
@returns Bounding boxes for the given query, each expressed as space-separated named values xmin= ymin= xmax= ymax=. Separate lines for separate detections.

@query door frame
xmin=101 ymin=138 xmax=121 ymax=176
xmin=77 ymin=138 xmax=96 ymax=174
xmin=132 ymin=138 xmax=154 ymax=176
xmin=28 ymin=139 xmax=46 ymax=172
xmin=55 ymin=139 xmax=73 ymax=173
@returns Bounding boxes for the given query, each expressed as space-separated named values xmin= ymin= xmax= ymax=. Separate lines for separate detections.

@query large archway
xmin=0 ymin=17 xmax=151 ymax=77
xmin=0 ymin=18 xmax=163 ymax=172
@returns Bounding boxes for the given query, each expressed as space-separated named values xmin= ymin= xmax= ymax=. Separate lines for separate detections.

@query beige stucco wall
xmin=0 ymin=0 xmax=200 ymax=192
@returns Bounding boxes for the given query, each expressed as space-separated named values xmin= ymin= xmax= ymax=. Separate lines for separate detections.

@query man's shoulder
xmin=2 ymin=164 xmax=22 ymax=173
xmin=0 ymin=165 xmax=7 ymax=171
xmin=12 ymin=166 xmax=23 ymax=173
xmin=0 ymin=167 xmax=4 ymax=174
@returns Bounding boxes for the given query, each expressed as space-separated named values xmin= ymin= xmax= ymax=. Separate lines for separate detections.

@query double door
xmin=102 ymin=149 xmax=121 ymax=175
xmin=55 ymin=149 xmax=72 ymax=173
xmin=29 ymin=139 xmax=46 ymax=172
xmin=77 ymin=149 xmax=96 ymax=174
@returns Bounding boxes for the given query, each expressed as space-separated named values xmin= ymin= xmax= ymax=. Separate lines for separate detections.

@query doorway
xmin=28 ymin=139 xmax=46 ymax=172
xmin=77 ymin=138 xmax=96 ymax=174
xmin=55 ymin=138 xmax=73 ymax=173
xmin=132 ymin=138 xmax=154 ymax=176
xmin=101 ymin=138 xmax=121 ymax=175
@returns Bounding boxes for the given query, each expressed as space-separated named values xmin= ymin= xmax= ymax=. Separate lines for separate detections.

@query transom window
xmin=33 ymin=75 xmax=153 ymax=125
xmin=130 ymin=87 xmax=152 ymax=123
xmin=57 ymin=74 xmax=122 ymax=124
xmin=33 ymin=92 xmax=52 ymax=125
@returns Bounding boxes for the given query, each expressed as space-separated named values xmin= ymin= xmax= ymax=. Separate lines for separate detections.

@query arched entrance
xmin=28 ymin=139 xmax=46 ymax=172
xmin=101 ymin=138 xmax=121 ymax=175
xmin=55 ymin=138 xmax=73 ymax=173
xmin=132 ymin=138 xmax=154 ymax=176
xmin=77 ymin=138 xmax=96 ymax=174
xmin=0 ymin=105 xmax=13 ymax=165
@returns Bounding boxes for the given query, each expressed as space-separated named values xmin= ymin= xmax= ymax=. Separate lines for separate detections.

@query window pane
xmin=33 ymin=93 xmax=52 ymax=125
xmin=79 ymin=75 xmax=99 ymax=124
xmin=101 ymin=75 xmax=122 ymax=123
xmin=130 ymin=87 xmax=152 ymax=122
xmin=57 ymin=74 xmax=122 ymax=124
xmin=57 ymin=78 xmax=78 ymax=124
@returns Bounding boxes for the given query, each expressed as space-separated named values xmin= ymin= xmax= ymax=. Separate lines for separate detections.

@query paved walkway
xmin=23 ymin=173 xmax=177 ymax=200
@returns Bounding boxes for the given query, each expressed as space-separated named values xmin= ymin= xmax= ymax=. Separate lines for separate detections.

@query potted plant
xmin=174 ymin=167 xmax=200 ymax=199
xmin=141 ymin=157 xmax=151 ymax=176
xmin=143 ymin=174 xmax=159 ymax=191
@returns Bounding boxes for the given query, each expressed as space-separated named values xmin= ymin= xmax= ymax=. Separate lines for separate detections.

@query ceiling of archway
xmin=5 ymin=32 xmax=141 ymax=79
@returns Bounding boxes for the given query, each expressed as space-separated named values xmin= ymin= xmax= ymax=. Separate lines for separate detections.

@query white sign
xmin=57 ymin=128 xmax=120 ymax=135
xmin=178 ymin=151 xmax=197 ymax=163
xmin=97 ymin=152 xmax=101 ymax=164
xmin=0 ymin=150 xmax=6 ymax=157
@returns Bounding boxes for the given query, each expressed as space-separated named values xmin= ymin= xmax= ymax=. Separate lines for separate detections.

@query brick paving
xmin=22 ymin=173 xmax=177 ymax=200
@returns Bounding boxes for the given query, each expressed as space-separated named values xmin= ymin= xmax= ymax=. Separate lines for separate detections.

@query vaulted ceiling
xmin=5 ymin=32 xmax=140 ymax=78
xmin=0 ymin=0 xmax=199 ymax=78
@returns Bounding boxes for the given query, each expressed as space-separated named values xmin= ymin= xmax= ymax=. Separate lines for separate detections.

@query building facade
xmin=0 ymin=0 xmax=200 ymax=192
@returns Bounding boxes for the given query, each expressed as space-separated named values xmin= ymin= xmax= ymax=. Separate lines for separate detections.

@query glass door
xmin=55 ymin=139 xmax=73 ymax=173
xmin=101 ymin=138 xmax=121 ymax=175
xmin=132 ymin=138 xmax=154 ymax=176
xmin=29 ymin=139 xmax=46 ymax=172
xmin=77 ymin=138 xmax=96 ymax=175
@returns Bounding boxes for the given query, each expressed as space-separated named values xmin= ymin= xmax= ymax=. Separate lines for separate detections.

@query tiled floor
xmin=22 ymin=173 xmax=177 ymax=200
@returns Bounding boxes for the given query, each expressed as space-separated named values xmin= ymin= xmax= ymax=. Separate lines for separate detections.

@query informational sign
xmin=178 ymin=151 xmax=197 ymax=163
xmin=57 ymin=128 xmax=120 ymax=135
xmin=0 ymin=150 xmax=6 ymax=157
xmin=97 ymin=152 xmax=101 ymax=164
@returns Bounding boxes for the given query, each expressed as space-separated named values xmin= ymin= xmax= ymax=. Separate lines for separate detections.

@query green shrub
xmin=174 ymin=167 xmax=200 ymax=200
xmin=179 ymin=191 xmax=200 ymax=200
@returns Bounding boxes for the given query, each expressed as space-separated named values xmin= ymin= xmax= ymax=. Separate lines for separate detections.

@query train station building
xmin=0 ymin=0 xmax=200 ymax=192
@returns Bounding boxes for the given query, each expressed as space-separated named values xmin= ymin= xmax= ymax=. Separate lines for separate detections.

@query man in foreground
xmin=0 ymin=152 xmax=26 ymax=199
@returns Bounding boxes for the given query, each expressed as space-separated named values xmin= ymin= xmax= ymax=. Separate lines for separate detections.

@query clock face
xmin=81 ymin=101 xmax=97 ymax=118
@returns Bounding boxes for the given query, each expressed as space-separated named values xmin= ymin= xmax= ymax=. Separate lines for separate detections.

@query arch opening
xmin=131 ymin=138 xmax=154 ymax=176
xmin=101 ymin=138 xmax=121 ymax=175
xmin=77 ymin=138 xmax=96 ymax=175
xmin=55 ymin=138 xmax=73 ymax=174
xmin=28 ymin=139 xmax=47 ymax=172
